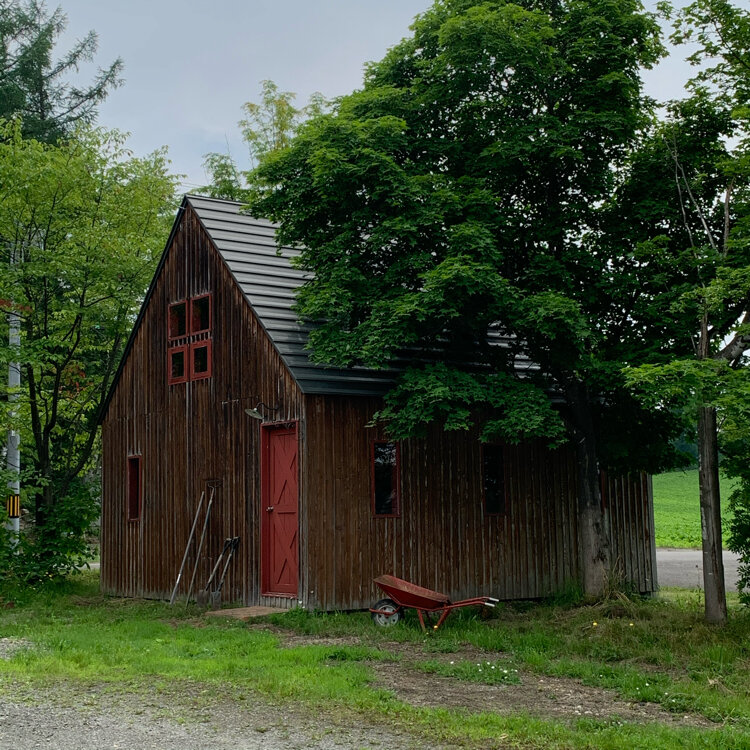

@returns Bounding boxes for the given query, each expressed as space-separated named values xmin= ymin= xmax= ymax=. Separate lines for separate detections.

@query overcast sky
xmin=58 ymin=0 xmax=695 ymax=192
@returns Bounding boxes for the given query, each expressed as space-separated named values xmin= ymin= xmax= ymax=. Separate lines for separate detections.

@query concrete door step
xmin=204 ymin=605 xmax=286 ymax=620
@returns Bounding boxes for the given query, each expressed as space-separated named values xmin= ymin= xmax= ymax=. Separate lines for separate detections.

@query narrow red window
xmin=190 ymin=294 xmax=211 ymax=334
xmin=371 ymin=441 xmax=400 ymax=517
xmin=482 ymin=444 xmax=506 ymax=516
xmin=127 ymin=455 xmax=141 ymax=521
xmin=168 ymin=301 xmax=187 ymax=339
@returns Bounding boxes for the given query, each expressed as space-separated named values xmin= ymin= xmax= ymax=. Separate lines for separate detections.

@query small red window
xmin=168 ymin=345 xmax=188 ymax=385
xmin=168 ymin=295 xmax=213 ymax=386
xmin=191 ymin=341 xmax=212 ymax=380
xmin=371 ymin=441 xmax=400 ymax=517
xmin=168 ymin=301 xmax=187 ymax=339
xmin=127 ymin=455 xmax=141 ymax=521
xmin=191 ymin=294 xmax=211 ymax=334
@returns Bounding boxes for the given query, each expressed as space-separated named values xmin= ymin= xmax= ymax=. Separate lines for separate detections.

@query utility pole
xmin=5 ymin=246 xmax=20 ymax=545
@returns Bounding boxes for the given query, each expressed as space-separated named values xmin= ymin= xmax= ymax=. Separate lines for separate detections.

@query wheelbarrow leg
xmin=417 ymin=609 xmax=427 ymax=631
xmin=433 ymin=608 xmax=451 ymax=631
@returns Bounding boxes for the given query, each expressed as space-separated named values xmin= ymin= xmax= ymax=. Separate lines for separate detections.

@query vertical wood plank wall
xmin=303 ymin=395 xmax=657 ymax=611
xmin=101 ymin=207 xmax=303 ymax=605
xmin=102 ymin=205 xmax=657 ymax=609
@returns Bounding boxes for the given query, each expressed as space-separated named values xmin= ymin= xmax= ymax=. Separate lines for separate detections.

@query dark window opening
xmin=483 ymin=444 xmax=506 ymax=516
xmin=168 ymin=301 xmax=187 ymax=339
xmin=127 ymin=455 xmax=141 ymax=521
xmin=372 ymin=441 xmax=400 ymax=517
xmin=191 ymin=295 xmax=211 ymax=333
xmin=168 ymin=295 xmax=212 ymax=386
xmin=191 ymin=342 xmax=211 ymax=379
xmin=168 ymin=347 xmax=187 ymax=384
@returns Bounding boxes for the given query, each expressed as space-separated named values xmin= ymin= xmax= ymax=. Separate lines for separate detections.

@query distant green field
xmin=652 ymin=469 xmax=736 ymax=548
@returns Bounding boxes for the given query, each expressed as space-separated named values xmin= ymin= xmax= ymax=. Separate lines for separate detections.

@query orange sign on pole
xmin=6 ymin=494 xmax=20 ymax=519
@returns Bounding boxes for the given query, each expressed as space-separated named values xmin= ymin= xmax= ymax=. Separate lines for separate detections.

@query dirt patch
xmin=268 ymin=632 xmax=714 ymax=728
xmin=370 ymin=661 xmax=712 ymax=727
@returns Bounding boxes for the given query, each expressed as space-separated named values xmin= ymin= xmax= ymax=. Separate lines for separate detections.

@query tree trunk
xmin=698 ymin=404 xmax=727 ymax=624
xmin=567 ymin=382 xmax=611 ymax=597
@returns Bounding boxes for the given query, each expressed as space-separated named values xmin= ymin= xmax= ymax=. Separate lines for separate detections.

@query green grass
xmin=2 ymin=572 xmax=750 ymax=749
xmin=652 ymin=469 xmax=736 ymax=548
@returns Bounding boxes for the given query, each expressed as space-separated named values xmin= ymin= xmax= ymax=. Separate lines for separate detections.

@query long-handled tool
xmin=184 ymin=485 xmax=217 ymax=607
xmin=197 ymin=536 xmax=240 ymax=609
xmin=169 ymin=490 xmax=205 ymax=605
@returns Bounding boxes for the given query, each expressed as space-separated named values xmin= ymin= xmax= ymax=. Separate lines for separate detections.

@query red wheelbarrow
xmin=369 ymin=574 xmax=499 ymax=631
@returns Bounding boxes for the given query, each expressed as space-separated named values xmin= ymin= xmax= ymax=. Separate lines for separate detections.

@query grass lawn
xmin=2 ymin=571 xmax=750 ymax=749
xmin=652 ymin=469 xmax=736 ymax=549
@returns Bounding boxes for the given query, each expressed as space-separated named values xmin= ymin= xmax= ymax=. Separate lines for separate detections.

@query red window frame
xmin=168 ymin=344 xmax=188 ymax=385
xmin=190 ymin=294 xmax=212 ymax=335
xmin=168 ymin=294 xmax=213 ymax=386
xmin=127 ymin=455 xmax=142 ymax=521
xmin=168 ymin=301 xmax=188 ymax=340
xmin=371 ymin=440 xmax=401 ymax=518
xmin=481 ymin=443 xmax=506 ymax=517
xmin=190 ymin=340 xmax=213 ymax=380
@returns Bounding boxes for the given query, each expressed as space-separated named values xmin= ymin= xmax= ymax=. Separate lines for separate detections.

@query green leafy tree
xmin=0 ymin=121 xmax=176 ymax=576
xmin=0 ymin=0 xmax=122 ymax=144
xmin=197 ymin=151 xmax=246 ymax=201
xmin=249 ymin=0 xmax=679 ymax=597
xmin=199 ymin=80 xmax=328 ymax=200
xmin=624 ymin=0 xmax=750 ymax=623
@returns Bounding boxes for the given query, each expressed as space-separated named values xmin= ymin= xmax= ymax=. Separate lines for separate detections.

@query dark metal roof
xmin=188 ymin=195 xmax=540 ymax=397
xmin=188 ymin=194 xmax=397 ymax=396
xmin=101 ymin=193 xmax=537 ymax=419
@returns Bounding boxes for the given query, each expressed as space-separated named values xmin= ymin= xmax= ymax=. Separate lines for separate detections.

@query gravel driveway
xmin=0 ymin=681 xmax=434 ymax=750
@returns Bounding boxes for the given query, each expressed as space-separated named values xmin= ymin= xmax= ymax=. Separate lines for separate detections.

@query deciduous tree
xmin=0 ymin=121 xmax=175 ymax=575
xmin=199 ymin=80 xmax=328 ymax=200
xmin=250 ymin=0 xmax=680 ymax=596
xmin=625 ymin=0 xmax=750 ymax=623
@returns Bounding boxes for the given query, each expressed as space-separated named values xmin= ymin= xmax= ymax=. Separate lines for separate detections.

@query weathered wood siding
xmin=602 ymin=471 xmax=657 ymax=593
xmin=101 ymin=206 xmax=303 ymax=606
xmin=301 ymin=395 xmax=656 ymax=611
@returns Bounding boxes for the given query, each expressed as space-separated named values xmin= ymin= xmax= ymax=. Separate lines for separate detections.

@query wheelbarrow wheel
xmin=371 ymin=598 xmax=402 ymax=627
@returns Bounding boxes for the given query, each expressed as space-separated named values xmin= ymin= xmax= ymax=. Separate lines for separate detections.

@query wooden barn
xmin=100 ymin=195 xmax=657 ymax=610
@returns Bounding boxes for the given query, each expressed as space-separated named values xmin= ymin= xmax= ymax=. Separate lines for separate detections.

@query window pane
xmin=169 ymin=302 xmax=187 ymax=338
xmin=128 ymin=456 xmax=141 ymax=520
xmin=191 ymin=296 xmax=210 ymax=333
xmin=193 ymin=344 xmax=208 ymax=374
xmin=483 ymin=444 xmax=505 ymax=515
xmin=170 ymin=349 xmax=185 ymax=379
xmin=373 ymin=442 xmax=398 ymax=516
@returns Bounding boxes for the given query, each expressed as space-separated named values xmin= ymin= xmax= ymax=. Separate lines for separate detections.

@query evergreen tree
xmin=0 ymin=0 xmax=122 ymax=143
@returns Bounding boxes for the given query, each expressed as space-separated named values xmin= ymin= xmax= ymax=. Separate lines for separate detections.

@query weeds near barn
xmin=1 ymin=571 xmax=750 ymax=749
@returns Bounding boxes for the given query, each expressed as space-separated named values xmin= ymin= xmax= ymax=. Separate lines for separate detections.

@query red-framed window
xmin=190 ymin=340 xmax=212 ymax=380
xmin=482 ymin=444 xmax=506 ymax=516
xmin=168 ymin=344 xmax=188 ymax=385
xmin=168 ymin=301 xmax=187 ymax=340
xmin=167 ymin=294 xmax=212 ymax=385
xmin=190 ymin=294 xmax=211 ymax=334
xmin=371 ymin=440 xmax=400 ymax=517
xmin=127 ymin=455 xmax=142 ymax=521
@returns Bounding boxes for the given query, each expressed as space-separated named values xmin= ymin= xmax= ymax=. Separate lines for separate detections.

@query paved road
xmin=656 ymin=548 xmax=740 ymax=591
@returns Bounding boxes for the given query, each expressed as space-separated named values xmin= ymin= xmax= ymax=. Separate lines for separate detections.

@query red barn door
xmin=261 ymin=422 xmax=299 ymax=596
